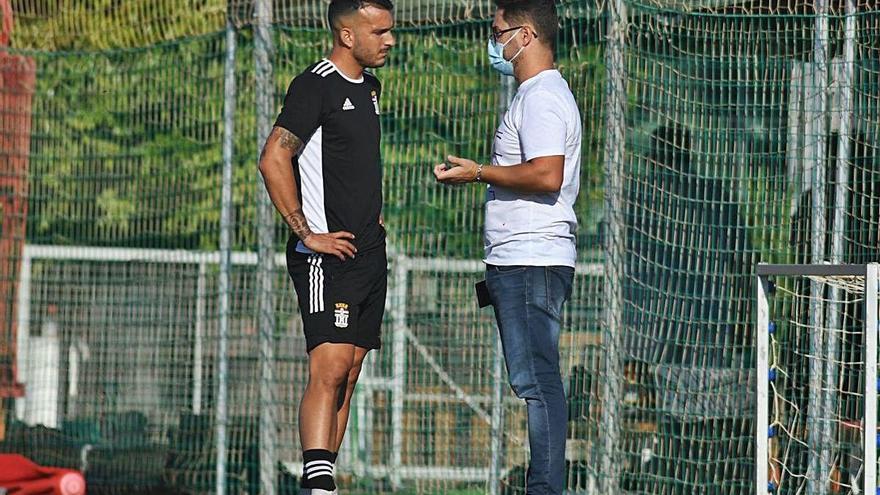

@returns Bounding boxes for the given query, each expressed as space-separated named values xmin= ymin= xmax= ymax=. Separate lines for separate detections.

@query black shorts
xmin=286 ymin=239 xmax=387 ymax=353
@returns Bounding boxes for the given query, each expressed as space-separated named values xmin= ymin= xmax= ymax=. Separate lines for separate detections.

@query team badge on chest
xmin=334 ymin=302 xmax=350 ymax=328
xmin=371 ymin=90 xmax=380 ymax=115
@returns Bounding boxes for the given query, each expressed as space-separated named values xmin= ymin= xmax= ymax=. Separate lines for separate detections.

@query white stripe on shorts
xmin=308 ymin=254 xmax=324 ymax=314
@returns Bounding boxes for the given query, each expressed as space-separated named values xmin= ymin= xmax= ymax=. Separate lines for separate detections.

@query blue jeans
xmin=486 ymin=264 xmax=574 ymax=495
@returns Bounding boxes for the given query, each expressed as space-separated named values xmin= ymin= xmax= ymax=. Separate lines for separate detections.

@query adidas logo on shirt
xmin=342 ymin=98 xmax=355 ymax=111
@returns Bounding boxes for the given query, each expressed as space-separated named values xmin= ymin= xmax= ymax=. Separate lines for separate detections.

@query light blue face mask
xmin=487 ymin=28 xmax=524 ymax=76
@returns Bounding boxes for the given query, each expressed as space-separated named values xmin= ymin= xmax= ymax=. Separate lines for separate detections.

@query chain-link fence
xmin=1 ymin=1 xmax=878 ymax=493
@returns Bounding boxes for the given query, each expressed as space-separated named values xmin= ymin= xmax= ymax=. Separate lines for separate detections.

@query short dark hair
xmin=328 ymin=0 xmax=394 ymax=30
xmin=495 ymin=0 xmax=558 ymax=51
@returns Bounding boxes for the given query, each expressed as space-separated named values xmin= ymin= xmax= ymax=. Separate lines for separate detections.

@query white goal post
xmin=756 ymin=263 xmax=879 ymax=495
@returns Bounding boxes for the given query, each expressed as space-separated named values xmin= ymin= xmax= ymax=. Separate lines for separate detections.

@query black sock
xmin=302 ymin=449 xmax=336 ymax=490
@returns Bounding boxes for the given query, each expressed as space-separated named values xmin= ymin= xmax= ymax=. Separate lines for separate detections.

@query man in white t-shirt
xmin=434 ymin=0 xmax=581 ymax=492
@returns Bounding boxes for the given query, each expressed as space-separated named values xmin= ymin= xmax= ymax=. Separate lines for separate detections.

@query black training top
xmin=275 ymin=58 xmax=385 ymax=254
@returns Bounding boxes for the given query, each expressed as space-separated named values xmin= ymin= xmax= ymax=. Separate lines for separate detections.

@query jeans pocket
xmin=547 ymin=265 xmax=574 ymax=277
xmin=545 ymin=266 xmax=574 ymax=318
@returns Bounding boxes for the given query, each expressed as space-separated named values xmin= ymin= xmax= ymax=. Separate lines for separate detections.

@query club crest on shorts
xmin=334 ymin=302 xmax=350 ymax=328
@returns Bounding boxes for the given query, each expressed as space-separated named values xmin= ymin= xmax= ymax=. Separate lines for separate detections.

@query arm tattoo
xmin=284 ymin=208 xmax=313 ymax=241
xmin=274 ymin=126 xmax=303 ymax=154
xmin=260 ymin=127 xmax=303 ymax=163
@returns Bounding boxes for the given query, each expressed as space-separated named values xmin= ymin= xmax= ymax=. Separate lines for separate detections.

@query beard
xmin=353 ymin=45 xmax=388 ymax=68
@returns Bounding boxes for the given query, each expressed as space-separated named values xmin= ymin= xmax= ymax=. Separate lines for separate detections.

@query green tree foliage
xmin=21 ymin=18 xmax=606 ymax=258
xmin=11 ymin=0 xmax=226 ymax=51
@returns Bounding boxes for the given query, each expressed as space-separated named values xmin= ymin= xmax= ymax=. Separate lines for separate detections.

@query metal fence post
xmin=489 ymin=326 xmax=505 ymax=495
xmin=488 ymin=72 xmax=516 ymax=495
xmin=254 ymin=0 xmax=278 ymax=493
xmin=195 ymin=262 xmax=206 ymax=415
xmin=14 ymin=248 xmax=31 ymax=422
xmin=601 ymin=0 xmax=627 ymax=492
xmin=825 ymin=4 xmax=856 ymax=493
xmin=390 ymin=253 xmax=408 ymax=489
xmin=215 ymin=18 xmax=236 ymax=495
xmin=806 ymin=2 xmax=830 ymax=492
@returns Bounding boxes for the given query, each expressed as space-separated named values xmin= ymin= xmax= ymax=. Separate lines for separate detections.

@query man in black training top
xmin=258 ymin=1 xmax=394 ymax=493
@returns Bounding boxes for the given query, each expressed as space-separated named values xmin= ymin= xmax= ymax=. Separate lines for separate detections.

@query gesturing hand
xmin=303 ymin=231 xmax=357 ymax=261
xmin=434 ymin=155 xmax=479 ymax=184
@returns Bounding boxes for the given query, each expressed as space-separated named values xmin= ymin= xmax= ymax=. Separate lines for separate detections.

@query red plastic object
xmin=0 ymin=454 xmax=86 ymax=495
xmin=0 ymin=0 xmax=35 ymax=399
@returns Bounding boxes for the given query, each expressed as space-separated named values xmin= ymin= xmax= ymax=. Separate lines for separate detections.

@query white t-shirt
xmin=484 ymin=69 xmax=582 ymax=267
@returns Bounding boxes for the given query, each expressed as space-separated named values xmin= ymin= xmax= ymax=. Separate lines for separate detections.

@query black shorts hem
xmin=306 ymin=338 xmax=382 ymax=354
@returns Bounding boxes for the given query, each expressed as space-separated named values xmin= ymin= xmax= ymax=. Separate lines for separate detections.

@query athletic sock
xmin=301 ymin=449 xmax=336 ymax=491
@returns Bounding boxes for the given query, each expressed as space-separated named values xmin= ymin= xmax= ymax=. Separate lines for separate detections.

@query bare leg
xmin=299 ymin=343 xmax=356 ymax=450
xmin=333 ymin=346 xmax=369 ymax=451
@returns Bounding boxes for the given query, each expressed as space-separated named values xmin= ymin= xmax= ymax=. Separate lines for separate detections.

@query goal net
xmin=757 ymin=263 xmax=880 ymax=495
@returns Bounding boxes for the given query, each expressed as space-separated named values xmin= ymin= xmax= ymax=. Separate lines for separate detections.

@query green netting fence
xmin=0 ymin=1 xmax=878 ymax=494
